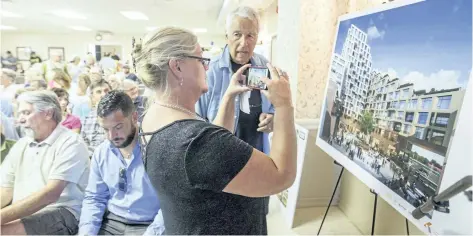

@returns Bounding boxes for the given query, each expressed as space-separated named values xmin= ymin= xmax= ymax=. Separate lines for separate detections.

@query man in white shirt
xmin=43 ymin=52 xmax=68 ymax=82
xmin=0 ymin=90 xmax=90 ymax=235
xmin=99 ymin=52 xmax=117 ymax=74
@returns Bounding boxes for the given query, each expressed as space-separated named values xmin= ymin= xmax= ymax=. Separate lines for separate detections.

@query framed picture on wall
xmin=48 ymin=47 xmax=65 ymax=61
xmin=16 ymin=47 xmax=32 ymax=61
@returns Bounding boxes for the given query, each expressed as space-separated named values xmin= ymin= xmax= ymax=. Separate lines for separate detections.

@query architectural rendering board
xmin=316 ymin=0 xmax=472 ymax=234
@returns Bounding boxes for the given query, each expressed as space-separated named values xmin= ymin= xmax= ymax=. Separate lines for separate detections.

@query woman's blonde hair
xmin=88 ymin=72 xmax=103 ymax=83
xmin=78 ymin=73 xmax=91 ymax=92
xmin=51 ymin=68 xmax=72 ymax=90
xmin=133 ymin=26 xmax=198 ymax=96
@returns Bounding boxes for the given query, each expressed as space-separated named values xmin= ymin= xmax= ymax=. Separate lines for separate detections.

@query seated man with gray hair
xmin=123 ymin=79 xmax=148 ymax=122
xmin=0 ymin=90 xmax=90 ymax=235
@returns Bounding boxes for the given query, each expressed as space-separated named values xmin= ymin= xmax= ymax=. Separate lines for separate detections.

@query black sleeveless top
xmin=139 ymin=120 xmax=267 ymax=235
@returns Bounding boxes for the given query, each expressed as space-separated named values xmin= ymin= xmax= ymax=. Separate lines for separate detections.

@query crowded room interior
xmin=1 ymin=0 xmax=472 ymax=235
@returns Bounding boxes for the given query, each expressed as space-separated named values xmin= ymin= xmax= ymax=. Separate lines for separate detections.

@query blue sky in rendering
xmin=334 ymin=0 xmax=472 ymax=91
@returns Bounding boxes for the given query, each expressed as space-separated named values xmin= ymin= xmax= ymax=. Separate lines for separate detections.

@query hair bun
xmin=133 ymin=42 xmax=143 ymax=55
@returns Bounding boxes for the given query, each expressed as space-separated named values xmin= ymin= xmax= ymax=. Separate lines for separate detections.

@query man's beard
xmin=113 ymin=126 xmax=136 ymax=149
xmin=23 ymin=127 xmax=35 ymax=139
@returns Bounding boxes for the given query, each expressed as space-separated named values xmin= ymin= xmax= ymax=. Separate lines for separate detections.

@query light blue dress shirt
xmin=0 ymin=112 xmax=19 ymax=140
xmin=78 ymin=140 xmax=164 ymax=235
xmin=196 ymin=45 xmax=275 ymax=154
xmin=0 ymin=98 xmax=14 ymax=118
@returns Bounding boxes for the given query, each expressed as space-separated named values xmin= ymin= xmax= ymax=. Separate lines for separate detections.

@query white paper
xmin=240 ymin=91 xmax=251 ymax=114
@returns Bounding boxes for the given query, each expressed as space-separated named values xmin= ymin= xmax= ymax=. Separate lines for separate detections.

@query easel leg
xmin=317 ymin=163 xmax=344 ymax=235
xmin=406 ymin=219 xmax=410 ymax=235
xmin=370 ymin=189 xmax=378 ymax=236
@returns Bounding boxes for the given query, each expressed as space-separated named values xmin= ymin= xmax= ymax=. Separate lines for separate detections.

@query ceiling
xmin=0 ymin=0 xmax=227 ymax=35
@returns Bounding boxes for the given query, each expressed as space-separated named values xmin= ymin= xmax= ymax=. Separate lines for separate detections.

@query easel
xmin=317 ymin=161 xmax=404 ymax=236
xmin=317 ymin=161 xmax=344 ymax=235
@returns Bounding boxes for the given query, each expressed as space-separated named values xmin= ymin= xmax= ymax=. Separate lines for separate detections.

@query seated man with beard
xmin=0 ymin=90 xmax=90 ymax=235
xmin=78 ymin=91 xmax=164 ymax=235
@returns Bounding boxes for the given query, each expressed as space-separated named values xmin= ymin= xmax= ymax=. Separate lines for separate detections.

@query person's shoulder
xmin=91 ymin=140 xmax=113 ymax=161
xmin=10 ymin=137 xmax=30 ymax=150
xmin=208 ymin=52 xmax=226 ymax=70
xmin=69 ymin=114 xmax=81 ymax=122
xmin=56 ymin=126 xmax=88 ymax=149
xmin=183 ymin=121 xmax=231 ymax=140
xmin=171 ymin=120 xmax=223 ymax=137
xmin=82 ymin=109 xmax=97 ymax=121
xmin=252 ymin=53 xmax=269 ymax=66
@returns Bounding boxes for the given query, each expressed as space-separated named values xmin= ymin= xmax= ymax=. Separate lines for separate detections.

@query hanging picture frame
xmin=16 ymin=47 xmax=32 ymax=61
xmin=48 ymin=47 xmax=65 ymax=61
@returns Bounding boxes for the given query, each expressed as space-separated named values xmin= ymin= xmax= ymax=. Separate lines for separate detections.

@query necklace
xmin=155 ymin=101 xmax=206 ymax=121
xmin=119 ymin=150 xmax=132 ymax=161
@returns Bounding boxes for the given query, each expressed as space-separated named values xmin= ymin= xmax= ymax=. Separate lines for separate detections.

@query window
xmin=429 ymin=130 xmax=446 ymax=146
xmin=402 ymin=88 xmax=410 ymax=98
xmin=418 ymin=112 xmax=429 ymax=124
xmin=415 ymin=127 xmax=425 ymax=139
xmin=398 ymin=111 xmax=405 ymax=120
xmin=434 ymin=113 xmax=450 ymax=127
xmin=395 ymin=91 xmax=400 ymax=99
xmin=437 ymin=96 xmax=452 ymax=109
xmin=436 ymin=116 xmax=449 ymax=126
xmin=403 ymin=124 xmax=411 ymax=134
xmin=399 ymin=100 xmax=406 ymax=109
xmin=405 ymin=112 xmax=414 ymax=122
xmin=422 ymin=98 xmax=432 ymax=109
xmin=409 ymin=99 xmax=418 ymax=109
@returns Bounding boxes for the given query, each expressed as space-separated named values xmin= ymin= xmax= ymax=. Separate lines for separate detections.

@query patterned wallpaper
xmin=295 ymin=0 xmax=350 ymax=119
xmin=275 ymin=0 xmax=302 ymax=106
xmin=277 ymin=0 xmax=387 ymax=119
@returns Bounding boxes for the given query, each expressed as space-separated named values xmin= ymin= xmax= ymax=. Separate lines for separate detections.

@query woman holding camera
xmin=137 ymin=27 xmax=297 ymax=235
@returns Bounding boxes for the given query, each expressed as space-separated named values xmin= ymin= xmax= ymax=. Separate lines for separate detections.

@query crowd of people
xmin=0 ymin=6 xmax=298 ymax=235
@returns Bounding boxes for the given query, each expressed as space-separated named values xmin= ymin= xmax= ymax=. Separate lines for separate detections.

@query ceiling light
xmin=146 ymin=26 xmax=158 ymax=31
xmin=69 ymin=26 xmax=92 ymax=31
xmin=0 ymin=25 xmax=17 ymax=30
xmin=120 ymin=11 xmax=148 ymax=20
xmin=192 ymin=28 xmax=208 ymax=33
xmin=95 ymin=34 xmax=103 ymax=41
xmin=0 ymin=10 xmax=23 ymax=18
xmin=51 ymin=10 xmax=87 ymax=19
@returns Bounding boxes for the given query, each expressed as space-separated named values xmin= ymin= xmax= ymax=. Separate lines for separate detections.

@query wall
xmin=260 ymin=0 xmax=279 ymax=39
xmin=1 ymin=32 xmax=226 ymax=64
xmin=296 ymin=124 xmax=342 ymax=208
xmin=276 ymin=0 xmax=426 ymax=234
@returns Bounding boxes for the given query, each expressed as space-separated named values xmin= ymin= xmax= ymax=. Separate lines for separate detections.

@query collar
xmin=28 ymin=124 xmax=65 ymax=147
xmin=109 ymin=138 xmax=141 ymax=159
xmin=218 ymin=45 xmax=256 ymax=69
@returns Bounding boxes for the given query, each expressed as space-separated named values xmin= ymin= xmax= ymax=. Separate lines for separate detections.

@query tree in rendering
xmin=359 ymin=111 xmax=375 ymax=134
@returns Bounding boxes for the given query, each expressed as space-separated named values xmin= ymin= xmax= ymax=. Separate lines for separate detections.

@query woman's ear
xmin=168 ymin=59 xmax=182 ymax=82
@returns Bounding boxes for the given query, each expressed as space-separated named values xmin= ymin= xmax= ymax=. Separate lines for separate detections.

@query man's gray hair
xmin=122 ymin=79 xmax=138 ymax=90
xmin=17 ymin=90 xmax=62 ymax=124
xmin=1 ymin=68 xmax=17 ymax=82
xmin=225 ymin=6 xmax=260 ymax=34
